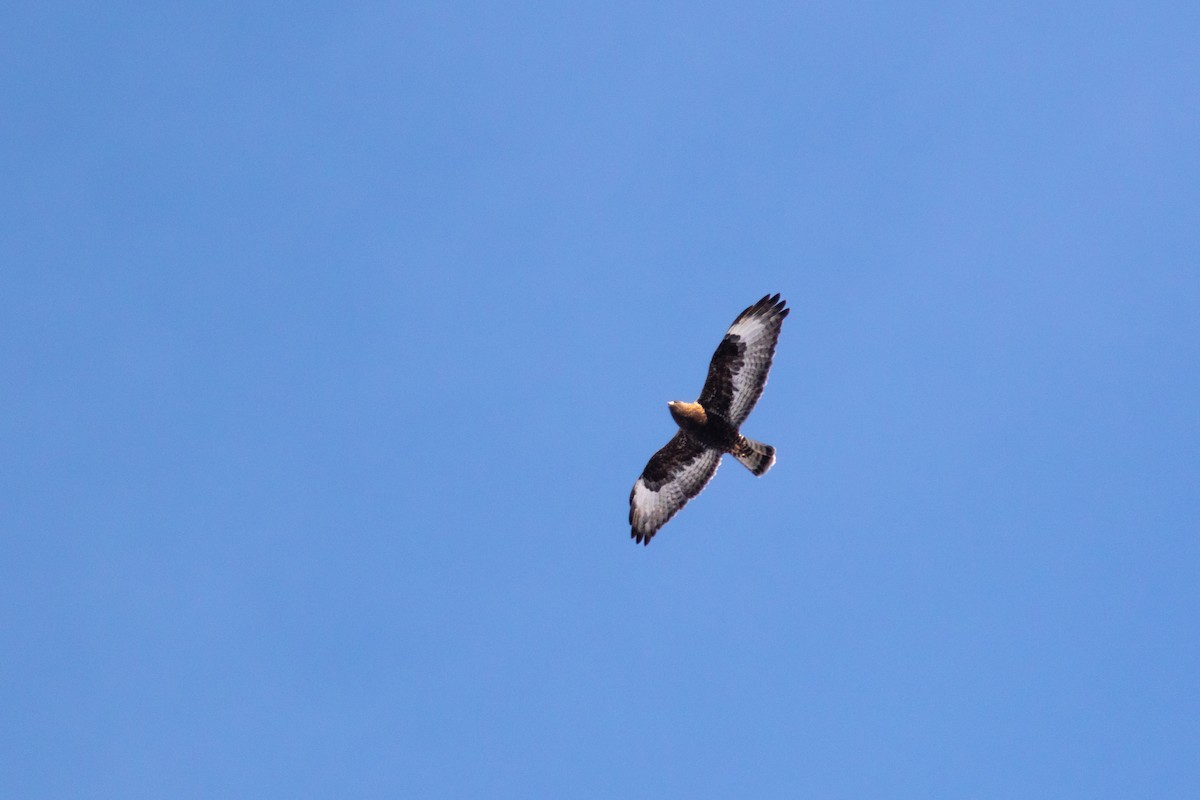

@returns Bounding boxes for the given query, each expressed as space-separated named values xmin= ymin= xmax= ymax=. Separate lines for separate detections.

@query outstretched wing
xmin=629 ymin=432 xmax=722 ymax=545
xmin=697 ymin=293 xmax=789 ymax=427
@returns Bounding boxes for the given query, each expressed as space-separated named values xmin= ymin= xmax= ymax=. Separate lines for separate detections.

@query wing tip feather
xmin=738 ymin=293 xmax=788 ymax=322
xmin=731 ymin=293 xmax=789 ymax=331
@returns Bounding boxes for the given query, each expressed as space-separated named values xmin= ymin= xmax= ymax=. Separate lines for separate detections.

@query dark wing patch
xmin=629 ymin=432 xmax=722 ymax=545
xmin=697 ymin=293 xmax=788 ymax=427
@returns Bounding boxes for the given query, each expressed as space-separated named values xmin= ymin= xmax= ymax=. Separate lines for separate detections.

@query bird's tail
xmin=732 ymin=436 xmax=776 ymax=476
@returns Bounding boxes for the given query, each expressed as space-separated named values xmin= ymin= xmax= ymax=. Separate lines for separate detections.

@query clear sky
xmin=3 ymin=2 xmax=1198 ymax=797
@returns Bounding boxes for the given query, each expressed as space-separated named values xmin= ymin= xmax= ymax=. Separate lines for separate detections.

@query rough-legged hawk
xmin=629 ymin=294 xmax=789 ymax=545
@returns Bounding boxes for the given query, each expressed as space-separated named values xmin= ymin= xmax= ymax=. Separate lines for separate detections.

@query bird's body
xmin=667 ymin=401 xmax=736 ymax=449
xmin=629 ymin=294 xmax=789 ymax=544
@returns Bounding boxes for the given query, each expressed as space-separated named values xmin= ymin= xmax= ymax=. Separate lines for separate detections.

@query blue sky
xmin=3 ymin=2 xmax=1198 ymax=797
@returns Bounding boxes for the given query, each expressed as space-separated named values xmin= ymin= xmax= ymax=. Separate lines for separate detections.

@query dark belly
xmin=689 ymin=414 xmax=739 ymax=451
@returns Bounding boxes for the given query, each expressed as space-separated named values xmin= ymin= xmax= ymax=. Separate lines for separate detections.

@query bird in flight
xmin=629 ymin=294 xmax=789 ymax=545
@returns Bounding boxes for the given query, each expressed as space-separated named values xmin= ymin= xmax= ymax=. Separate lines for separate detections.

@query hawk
xmin=629 ymin=293 xmax=789 ymax=545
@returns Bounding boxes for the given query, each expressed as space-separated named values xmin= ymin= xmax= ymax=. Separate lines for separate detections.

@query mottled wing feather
xmin=697 ymin=293 xmax=789 ymax=427
xmin=629 ymin=433 xmax=722 ymax=545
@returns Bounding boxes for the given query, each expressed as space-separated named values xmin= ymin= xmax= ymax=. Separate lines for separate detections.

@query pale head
xmin=667 ymin=400 xmax=708 ymax=427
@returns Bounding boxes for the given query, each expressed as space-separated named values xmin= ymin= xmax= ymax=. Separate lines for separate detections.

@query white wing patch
xmin=726 ymin=314 xmax=772 ymax=339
